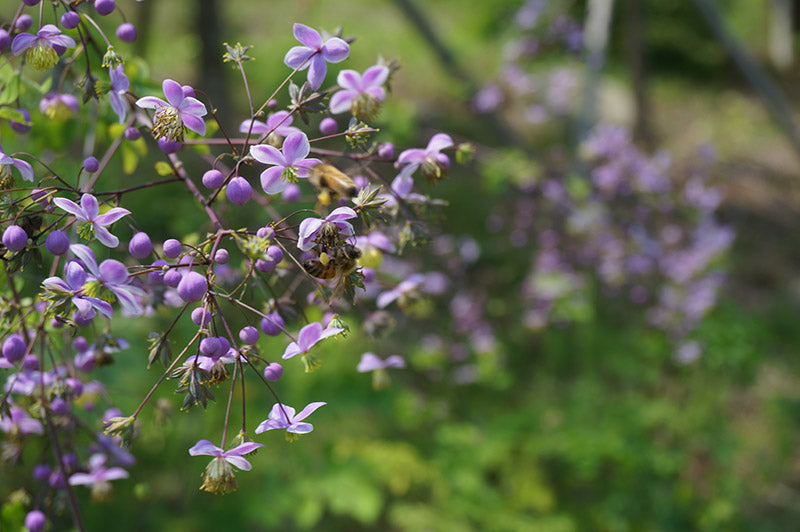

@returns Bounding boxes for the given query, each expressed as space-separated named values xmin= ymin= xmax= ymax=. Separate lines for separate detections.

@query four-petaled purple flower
xmin=40 ymin=92 xmax=79 ymax=120
xmin=297 ymin=207 xmax=357 ymax=251
xmin=136 ymin=79 xmax=207 ymax=142
xmin=42 ymin=259 xmax=114 ymax=324
xmin=12 ymin=24 xmax=76 ymax=70
xmin=396 ymin=133 xmax=454 ymax=181
xmin=53 ymin=194 xmax=130 ymax=248
xmin=68 ymin=454 xmax=129 ymax=502
xmin=69 ymin=244 xmax=145 ymax=316
xmin=357 ymin=352 xmax=406 ymax=372
xmin=0 ymin=406 xmax=44 ymax=436
xmin=330 ymin=65 xmax=390 ymax=121
xmin=255 ymin=401 xmax=326 ymax=436
xmin=284 ymin=23 xmax=350 ymax=90
xmin=0 ymin=150 xmax=33 ymax=183
xmin=189 ymin=439 xmax=263 ymax=494
xmin=282 ymin=322 xmax=342 ymax=360
xmin=108 ymin=65 xmax=129 ymax=124
xmin=249 ymin=131 xmax=320 ymax=195
xmin=239 ymin=110 xmax=301 ymax=144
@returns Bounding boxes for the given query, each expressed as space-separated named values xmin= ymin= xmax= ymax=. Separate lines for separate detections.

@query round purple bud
xmin=51 ymin=397 xmax=69 ymax=415
xmin=116 ymin=22 xmax=137 ymax=42
xmin=177 ymin=272 xmax=207 ymax=302
xmin=158 ymin=138 xmax=181 ymax=154
xmin=45 ymin=230 xmax=70 ymax=255
xmin=254 ymin=258 xmax=275 ymax=274
xmin=83 ymin=156 xmax=99 ymax=173
xmin=0 ymin=30 xmax=10 ymax=51
xmin=202 ymin=169 xmax=224 ymax=189
xmin=124 ymin=127 xmax=141 ymax=140
xmin=61 ymin=11 xmax=80 ymax=30
xmin=214 ymin=249 xmax=229 ymax=264
xmin=256 ymin=226 xmax=274 ymax=240
xmin=95 ymin=0 xmax=116 ymax=15
xmin=239 ymin=326 xmax=259 ymax=345
xmin=49 ymin=471 xmax=66 ymax=489
xmin=199 ymin=337 xmax=221 ymax=356
xmin=148 ymin=259 xmax=167 ymax=284
xmin=23 ymin=0 xmax=41 ymax=6
xmin=259 ymin=313 xmax=284 ymax=336
xmin=182 ymin=85 xmax=195 ymax=98
xmin=23 ymin=354 xmax=39 ymax=370
xmin=163 ymin=269 xmax=182 ymax=288
xmin=264 ymin=362 xmax=283 ymax=381
xmin=3 ymin=225 xmax=27 ymax=252
xmin=216 ymin=336 xmax=230 ymax=353
xmin=266 ymin=245 xmax=283 ymax=264
xmin=191 ymin=307 xmax=212 ymax=326
xmin=128 ymin=232 xmax=153 ymax=259
xmin=267 ymin=99 xmax=278 ymax=109
xmin=33 ymin=465 xmax=51 ymax=483
xmin=353 ymin=174 xmax=369 ymax=190
xmin=50 ymin=317 xmax=64 ymax=329
xmin=319 ymin=117 xmax=337 ymax=135
xmin=25 ymin=510 xmax=46 ymax=532
xmin=16 ymin=15 xmax=33 ymax=31
xmin=226 ymin=177 xmax=252 ymax=205
xmin=3 ymin=334 xmax=26 ymax=363
xmin=30 ymin=188 xmax=49 ymax=207
xmin=282 ymin=183 xmax=301 ymax=202
xmin=162 ymin=239 xmax=181 ymax=259
xmin=72 ymin=336 xmax=88 ymax=352
xmin=378 ymin=142 xmax=394 ymax=159
xmin=10 ymin=108 xmax=32 ymax=134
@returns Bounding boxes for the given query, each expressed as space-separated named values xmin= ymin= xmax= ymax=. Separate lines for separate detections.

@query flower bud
xmin=3 ymin=334 xmax=26 ymax=363
xmin=256 ymin=226 xmax=274 ymax=240
xmin=378 ymin=142 xmax=394 ymax=159
xmin=124 ymin=127 xmax=141 ymax=140
xmin=83 ymin=156 xmax=99 ymax=172
xmin=259 ymin=313 xmax=284 ymax=336
xmin=158 ymin=137 xmax=181 ymax=154
xmin=33 ymin=465 xmax=51 ymax=483
xmin=254 ymin=259 xmax=274 ymax=273
xmin=51 ymin=397 xmax=69 ymax=415
xmin=319 ymin=117 xmax=337 ymax=135
xmin=202 ymin=169 xmax=224 ymax=189
xmin=177 ymin=272 xmax=207 ymax=302
xmin=10 ymin=108 xmax=32 ymax=134
xmin=16 ymin=15 xmax=32 ymax=31
xmin=128 ymin=232 xmax=153 ymax=259
xmin=191 ymin=307 xmax=212 ymax=326
xmin=282 ymin=183 xmax=301 ymax=203
xmin=0 ymin=30 xmax=10 ymax=51
xmin=214 ymin=249 xmax=229 ymax=264
xmin=45 ymin=230 xmax=70 ymax=255
xmin=25 ymin=510 xmax=46 ymax=532
xmin=239 ymin=326 xmax=259 ymax=345
xmin=163 ymin=269 xmax=182 ymax=287
xmin=72 ymin=336 xmax=88 ymax=352
xmin=23 ymin=354 xmax=39 ymax=370
xmin=23 ymin=0 xmax=41 ymax=6
xmin=200 ymin=337 xmax=221 ymax=356
xmin=264 ymin=362 xmax=283 ymax=381
xmin=61 ymin=11 xmax=80 ymax=30
xmin=266 ymin=245 xmax=283 ymax=264
xmin=162 ymin=239 xmax=181 ymax=259
xmin=226 ymin=177 xmax=252 ymax=205
xmin=95 ymin=0 xmax=116 ymax=15
xmin=116 ymin=23 xmax=137 ymax=42
xmin=3 ymin=225 xmax=27 ymax=252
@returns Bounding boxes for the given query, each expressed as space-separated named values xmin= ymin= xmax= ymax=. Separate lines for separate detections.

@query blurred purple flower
xmin=0 ymin=406 xmax=44 ymax=435
xmin=108 ymin=65 xmax=129 ymax=123
xmin=396 ymin=133 xmax=453 ymax=180
xmin=0 ymin=150 xmax=33 ymax=182
xmin=357 ymin=352 xmax=405 ymax=372
xmin=254 ymin=401 xmax=326 ymax=434
xmin=282 ymin=322 xmax=342 ymax=360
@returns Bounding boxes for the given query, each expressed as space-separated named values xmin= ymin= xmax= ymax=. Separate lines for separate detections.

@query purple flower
xmin=238 ymin=110 xmax=301 ymax=142
xmin=0 ymin=150 xmax=33 ymax=182
xmin=380 ymin=174 xmax=429 ymax=208
xmin=329 ymin=65 xmax=389 ymax=120
xmin=249 ymin=131 xmax=321 ymax=194
xmin=108 ymin=65 xmax=129 ymax=124
xmin=297 ymin=206 xmax=357 ymax=251
xmin=69 ymin=244 xmax=145 ymax=316
xmin=357 ymin=352 xmax=405 ymax=372
xmin=42 ymin=260 xmax=114 ymax=323
xmin=69 ymin=454 xmax=128 ymax=487
xmin=281 ymin=322 xmax=342 ymax=360
xmin=0 ymin=406 xmax=44 ymax=436
xmin=396 ymin=133 xmax=453 ymax=181
xmin=12 ymin=24 xmax=76 ymax=70
xmin=53 ymin=194 xmax=129 ymax=248
xmin=40 ymin=93 xmax=79 ymax=120
xmin=189 ymin=439 xmax=263 ymax=494
xmin=254 ymin=401 xmax=326 ymax=435
xmin=284 ymin=23 xmax=350 ymax=90
xmin=136 ymin=79 xmax=207 ymax=142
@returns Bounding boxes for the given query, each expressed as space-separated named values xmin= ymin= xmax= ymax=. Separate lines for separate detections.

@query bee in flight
xmin=308 ymin=164 xmax=357 ymax=206
xmin=303 ymin=243 xmax=362 ymax=280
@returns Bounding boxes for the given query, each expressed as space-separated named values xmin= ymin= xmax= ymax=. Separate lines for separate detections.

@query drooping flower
xmin=40 ymin=93 xmax=79 ymax=120
xmin=396 ymin=133 xmax=454 ymax=182
xmin=108 ymin=65 xmax=129 ymax=124
xmin=0 ymin=150 xmax=33 ymax=185
xmin=283 ymin=23 xmax=350 ymax=90
xmin=68 ymin=244 xmax=145 ymax=316
xmin=282 ymin=322 xmax=342 ymax=361
xmin=357 ymin=352 xmax=406 ymax=389
xmin=329 ymin=65 xmax=390 ymax=121
xmin=68 ymin=454 xmax=128 ymax=502
xmin=254 ymin=401 xmax=326 ymax=439
xmin=238 ymin=110 xmax=301 ymax=146
xmin=53 ymin=194 xmax=130 ymax=248
xmin=0 ymin=406 xmax=44 ymax=436
xmin=12 ymin=24 xmax=76 ymax=70
xmin=296 ymin=207 xmax=357 ymax=251
xmin=249 ymin=131 xmax=320 ymax=194
xmin=188 ymin=439 xmax=263 ymax=494
xmin=42 ymin=260 xmax=114 ymax=324
xmin=136 ymin=79 xmax=207 ymax=142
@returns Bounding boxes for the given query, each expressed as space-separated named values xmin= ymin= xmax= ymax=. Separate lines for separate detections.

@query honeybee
xmin=303 ymin=243 xmax=362 ymax=280
xmin=308 ymin=164 xmax=357 ymax=205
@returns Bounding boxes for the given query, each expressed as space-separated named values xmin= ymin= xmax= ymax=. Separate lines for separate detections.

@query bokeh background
xmin=4 ymin=1 xmax=800 ymax=530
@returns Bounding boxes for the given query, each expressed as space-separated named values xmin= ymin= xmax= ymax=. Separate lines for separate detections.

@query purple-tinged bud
xmin=53 ymin=43 xmax=66 ymax=56
xmin=264 ymin=362 xmax=283 ymax=381
xmin=72 ymin=336 xmax=88 ymax=352
xmin=177 ymin=272 xmax=207 ymax=302
xmin=214 ymin=249 xmax=229 ymax=264
xmin=256 ymin=226 xmax=274 ymax=240
xmin=33 ymin=465 xmax=51 ymax=483
xmin=267 ymin=99 xmax=278 ymax=109
xmin=31 ymin=188 xmax=49 ymax=207
xmin=282 ymin=183 xmax=301 ymax=203
xmin=182 ymin=85 xmax=195 ymax=98
xmin=124 ymin=127 xmax=141 ymax=140
xmin=50 ymin=317 xmax=63 ymax=329
xmin=191 ymin=307 xmax=212 ymax=326
xmin=116 ymin=22 xmax=137 ymax=42
xmin=10 ymin=108 xmax=32 ymax=134
xmin=259 ymin=313 xmax=284 ymax=336
xmin=16 ymin=15 xmax=33 ymax=31
xmin=73 ymin=313 xmax=94 ymax=327
xmin=148 ymin=259 xmax=168 ymax=284
xmin=23 ymin=0 xmax=41 ymax=6
xmin=254 ymin=259 xmax=275 ymax=273
xmin=51 ymin=397 xmax=69 ymax=415
xmin=23 ymin=354 xmax=39 ymax=370
xmin=61 ymin=11 xmax=80 ymax=30
xmin=319 ymin=117 xmax=337 ymax=135
xmin=162 ymin=239 xmax=181 ymax=259
xmin=226 ymin=176 xmax=252 ymax=205
xmin=83 ymin=156 xmax=99 ymax=172
xmin=49 ymin=470 xmax=66 ymax=489
xmin=25 ymin=510 xmax=46 ymax=532
xmin=95 ymin=0 xmax=116 ymax=15
xmin=158 ymin=138 xmax=181 ymax=154
xmin=129 ymin=232 xmax=153 ymax=259
xmin=45 ymin=230 xmax=70 ymax=255
xmin=217 ymin=336 xmax=230 ymax=353
xmin=362 ymin=267 xmax=375 ymax=283
xmin=66 ymin=378 xmax=83 ymax=397
xmin=200 ymin=337 xmax=221 ymax=356
xmin=266 ymin=245 xmax=283 ymax=264
xmin=202 ymin=169 xmax=224 ymax=189
xmin=3 ymin=225 xmax=28 ymax=252
xmin=353 ymin=174 xmax=369 ymax=190
xmin=239 ymin=326 xmax=259 ymax=345
xmin=3 ymin=334 xmax=26 ymax=363
xmin=163 ymin=269 xmax=182 ymax=287
xmin=0 ymin=30 xmax=10 ymax=51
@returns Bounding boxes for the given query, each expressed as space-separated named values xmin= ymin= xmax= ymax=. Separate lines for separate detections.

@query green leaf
xmin=0 ymin=107 xmax=25 ymax=123
xmin=154 ymin=161 xmax=173 ymax=176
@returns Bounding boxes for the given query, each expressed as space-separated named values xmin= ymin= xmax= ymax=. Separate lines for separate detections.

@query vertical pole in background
xmin=195 ymin=0 xmax=227 ymax=124
xmin=624 ymin=0 xmax=652 ymax=145
xmin=577 ymin=0 xmax=615 ymax=143
xmin=769 ymin=0 xmax=794 ymax=71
